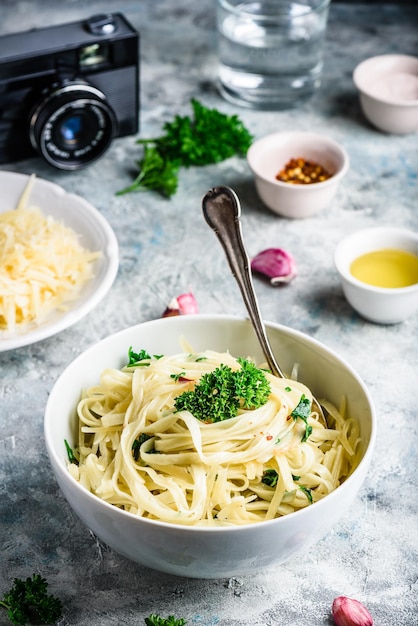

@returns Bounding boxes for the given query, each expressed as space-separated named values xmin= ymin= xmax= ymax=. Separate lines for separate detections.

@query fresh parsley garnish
xmin=174 ymin=358 xmax=270 ymax=423
xmin=132 ymin=434 xmax=156 ymax=461
xmin=127 ymin=348 xmax=163 ymax=367
xmin=128 ymin=347 xmax=151 ymax=366
xmin=299 ymin=485 xmax=313 ymax=504
xmin=291 ymin=394 xmax=313 ymax=442
xmin=170 ymin=372 xmax=187 ymax=382
xmin=64 ymin=439 xmax=78 ymax=465
xmin=261 ymin=471 xmax=313 ymax=504
xmin=0 ymin=574 xmax=62 ymax=626
xmin=262 ymin=469 xmax=279 ymax=487
xmin=117 ymin=99 xmax=253 ymax=197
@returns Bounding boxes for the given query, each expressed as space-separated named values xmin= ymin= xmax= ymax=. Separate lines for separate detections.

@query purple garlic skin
xmin=162 ymin=292 xmax=199 ymax=317
xmin=332 ymin=596 xmax=374 ymax=626
xmin=251 ymin=248 xmax=297 ymax=285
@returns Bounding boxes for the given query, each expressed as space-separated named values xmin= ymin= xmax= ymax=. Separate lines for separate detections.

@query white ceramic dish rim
xmin=0 ymin=170 xmax=119 ymax=352
xmin=334 ymin=226 xmax=418 ymax=295
xmin=247 ymin=131 xmax=350 ymax=190
xmin=353 ymin=54 xmax=418 ymax=107
xmin=45 ymin=314 xmax=377 ymax=535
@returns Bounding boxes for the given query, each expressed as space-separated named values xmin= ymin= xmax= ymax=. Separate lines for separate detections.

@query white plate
xmin=0 ymin=171 xmax=119 ymax=351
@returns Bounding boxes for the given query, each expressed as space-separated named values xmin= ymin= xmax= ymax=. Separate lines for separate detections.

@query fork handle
xmin=202 ymin=185 xmax=285 ymax=379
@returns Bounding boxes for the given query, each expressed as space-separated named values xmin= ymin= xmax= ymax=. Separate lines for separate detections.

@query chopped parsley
xmin=299 ymin=485 xmax=313 ymax=504
xmin=132 ymin=434 xmax=157 ymax=461
xmin=170 ymin=371 xmax=187 ymax=382
xmin=64 ymin=439 xmax=78 ymax=465
xmin=128 ymin=347 xmax=151 ymax=366
xmin=262 ymin=469 xmax=279 ymax=487
xmin=174 ymin=358 xmax=270 ymax=423
xmin=261 ymin=471 xmax=313 ymax=503
xmin=127 ymin=348 xmax=163 ymax=367
xmin=291 ymin=394 xmax=313 ymax=442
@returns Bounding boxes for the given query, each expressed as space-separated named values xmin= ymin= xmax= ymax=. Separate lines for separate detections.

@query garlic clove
xmin=162 ymin=292 xmax=199 ymax=317
xmin=332 ymin=596 xmax=374 ymax=626
xmin=251 ymin=248 xmax=297 ymax=285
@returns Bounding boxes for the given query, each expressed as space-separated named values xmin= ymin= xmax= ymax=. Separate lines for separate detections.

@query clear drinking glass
xmin=216 ymin=0 xmax=330 ymax=110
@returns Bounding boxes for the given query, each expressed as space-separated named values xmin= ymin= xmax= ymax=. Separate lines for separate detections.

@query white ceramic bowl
xmin=44 ymin=314 xmax=375 ymax=579
xmin=247 ymin=131 xmax=349 ymax=219
xmin=353 ymin=54 xmax=418 ymax=134
xmin=334 ymin=227 xmax=418 ymax=324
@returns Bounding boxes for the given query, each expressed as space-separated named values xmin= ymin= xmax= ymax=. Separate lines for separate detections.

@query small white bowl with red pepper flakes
xmin=353 ymin=54 xmax=418 ymax=134
xmin=247 ymin=131 xmax=349 ymax=219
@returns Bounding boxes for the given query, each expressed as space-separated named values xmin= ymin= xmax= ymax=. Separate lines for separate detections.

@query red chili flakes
xmin=276 ymin=157 xmax=332 ymax=185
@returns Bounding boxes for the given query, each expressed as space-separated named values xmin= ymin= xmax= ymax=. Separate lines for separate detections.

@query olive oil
xmin=350 ymin=248 xmax=418 ymax=288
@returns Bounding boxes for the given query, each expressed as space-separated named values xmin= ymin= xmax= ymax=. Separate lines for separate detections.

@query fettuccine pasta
xmin=68 ymin=348 xmax=361 ymax=526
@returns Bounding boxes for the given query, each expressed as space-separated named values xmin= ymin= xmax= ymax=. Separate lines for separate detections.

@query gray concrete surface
xmin=0 ymin=2 xmax=417 ymax=625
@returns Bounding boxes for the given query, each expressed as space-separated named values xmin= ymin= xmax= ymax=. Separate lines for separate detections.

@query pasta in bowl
xmin=44 ymin=315 xmax=376 ymax=578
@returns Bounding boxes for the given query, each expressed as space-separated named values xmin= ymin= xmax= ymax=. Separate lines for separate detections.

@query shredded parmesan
xmin=0 ymin=204 xmax=100 ymax=334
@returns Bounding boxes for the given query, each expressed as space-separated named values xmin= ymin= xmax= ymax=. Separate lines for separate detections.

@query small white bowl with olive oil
xmin=334 ymin=227 xmax=418 ymax=324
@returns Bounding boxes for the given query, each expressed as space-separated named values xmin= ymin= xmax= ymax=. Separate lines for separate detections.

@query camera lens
xmin=29 ymin=82 xmax=117 ymax=170
xmin=59 ymin=115 xmax=88 ymax=145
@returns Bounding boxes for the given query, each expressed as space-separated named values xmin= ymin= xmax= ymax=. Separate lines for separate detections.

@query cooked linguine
xmin=68 ymin=348 xmax=361 ymax=526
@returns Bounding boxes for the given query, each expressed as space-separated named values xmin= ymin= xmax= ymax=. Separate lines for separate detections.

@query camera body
xmin=0 ymin=13 xmax=139 ymax=170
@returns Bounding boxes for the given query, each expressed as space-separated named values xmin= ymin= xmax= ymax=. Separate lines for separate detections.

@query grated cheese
xmin=0 ymin=204 xmax=100 ymax=334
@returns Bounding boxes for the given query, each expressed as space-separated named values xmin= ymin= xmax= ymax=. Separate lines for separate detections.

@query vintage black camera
xmin=0 ymin=13 xmax=139 ymax=170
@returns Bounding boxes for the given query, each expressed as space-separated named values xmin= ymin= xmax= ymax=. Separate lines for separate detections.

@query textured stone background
xmin=0 ymin=2 xmax=417 ymax=625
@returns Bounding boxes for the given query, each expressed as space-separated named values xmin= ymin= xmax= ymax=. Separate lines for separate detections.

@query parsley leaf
xmin=64 ymin=439 xmax=78 ymax=465
xmin=132 ymin=434 xmax=155 ymax=461
xmin=128 ymin=348 xmax=164 ymax=367
xmin=127 ymin=347 xmax=152 ymax=367
xmin=170 ymin=372 xmax=188 ymax=382
xmin=291 ymin=394 xmax=313 ymax=442
xmin=262 ymin=469 xmax=279 ymax=487
xmin=299 ymin=485 xmax=313 ymax=504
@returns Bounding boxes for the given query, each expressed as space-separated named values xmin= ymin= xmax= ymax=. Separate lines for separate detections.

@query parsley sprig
xmin=117 ymin=99 xmax=253 ymax=197
xmin=0 ymin=574 xmax=186 ymax=626
xmin=0 ymin=574 xmax=62 ymax=626
xmin=117 ymin=146 xmax=179 ymax=198
xmin=174 ymin=358 xmax=270 ymax=423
